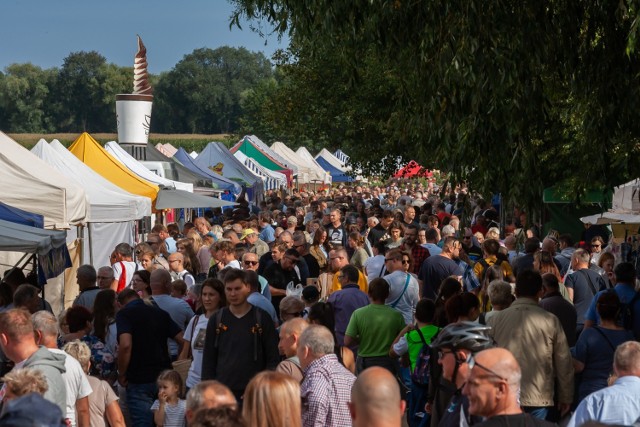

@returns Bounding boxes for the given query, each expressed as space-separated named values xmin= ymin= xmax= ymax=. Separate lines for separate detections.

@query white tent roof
xmin=190 ymin=151 xmax=198 ymax=159
xmin=0 ymin=132 xmax=88 ymax=229
xmin=612 ymin=178 xmax=640 ymax=212
xmin=32 ymin=140 xmax=151 ymax=221
xmin=238 ymin=135 xmax=299 ymax=175
xmin=105 ymin=141 xmax=194 ymax=192
xmin=295 ymin=147 xmax=332 ymax=184
xmin=234 ymin=151 xmax=287 ymax=190
xmin=0 ymin=218 xmax=68 ymax=255
xmin=271 ymin=142 xmax=317 ymax=184
xmin=316 ymin=148 xmax=349 ymax=172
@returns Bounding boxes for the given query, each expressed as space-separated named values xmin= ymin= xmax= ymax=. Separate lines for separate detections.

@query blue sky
xmin=1 ymin=0 xmax=288 ymax=74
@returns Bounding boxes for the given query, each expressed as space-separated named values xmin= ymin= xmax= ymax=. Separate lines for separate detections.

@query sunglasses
xmin=244 ymin=260 xmax=259 ymax=266
xmin=467 ymin=354 xmax=507 ymax=382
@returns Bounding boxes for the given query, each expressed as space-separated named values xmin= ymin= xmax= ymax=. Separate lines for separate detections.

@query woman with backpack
xmin=390 ymin=299 xmax=440 ymax=427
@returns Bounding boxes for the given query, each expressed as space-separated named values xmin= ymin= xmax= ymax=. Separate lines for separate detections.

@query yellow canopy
xmin=69 ymin=132 xmax=159 ymax=205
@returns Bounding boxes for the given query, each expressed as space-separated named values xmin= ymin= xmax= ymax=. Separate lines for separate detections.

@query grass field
xmin=8 ymin=133 xmax=234 ymax=151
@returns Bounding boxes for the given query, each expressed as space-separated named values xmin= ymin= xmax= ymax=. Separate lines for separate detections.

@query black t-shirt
xmin=263 ymin=262 xmax=302 ymax=313
xmin=116 ymin=299 xmax=181 ymax=384
xmin=200 ymin=306 xmax=279 ymax=396
xmin=476 ymin=413 xmax=557 ymax=427
xmin=303 ymin=253 xmax=320 ymax=278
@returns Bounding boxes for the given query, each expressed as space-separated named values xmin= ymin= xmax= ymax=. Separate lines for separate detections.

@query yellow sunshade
xmin=69 ymin=133 xmax=159 ymax=205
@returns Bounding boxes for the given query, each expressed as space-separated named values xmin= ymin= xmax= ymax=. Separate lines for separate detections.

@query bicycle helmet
xmin=431 ymin=321 xmax=493 ymax=353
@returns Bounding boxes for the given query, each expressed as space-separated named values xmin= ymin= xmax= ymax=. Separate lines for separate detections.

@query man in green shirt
xmin=345 ymin=277 xmax=406 ymax=374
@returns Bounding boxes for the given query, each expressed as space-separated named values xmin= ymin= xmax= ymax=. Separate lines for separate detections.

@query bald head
xmin=349 ymin=367 xmax=405 ymax=427
xmin=463 ymin=348 xmax=521 ymax=418
xmin=150 ymin=269 xmax=172 ymax=294
xmin=281 ymin=317 xmax=309 ymax=336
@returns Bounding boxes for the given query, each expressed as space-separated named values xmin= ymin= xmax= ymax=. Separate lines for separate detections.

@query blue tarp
xmin=194 ymin=142 xmax=264 ymax=204
xmin=0 ymin=202 xmax=44 ymax=228
xmin=173 ymin=148 xmax=241 ymax=195
xmin=315 ymin=157 xmax=354 ymax=182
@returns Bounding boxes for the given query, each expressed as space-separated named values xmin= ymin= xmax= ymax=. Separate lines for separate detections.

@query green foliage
xmin=153 ymin=46 xmax=273 ymax=134
xmin=0 ymin=63 xmax=56 ymax=133
xmin=230 ymin=0 xmax=640 ymax=210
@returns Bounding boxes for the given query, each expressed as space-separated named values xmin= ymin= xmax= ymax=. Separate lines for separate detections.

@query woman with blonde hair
xmin=243 ymin=371 xmax=301 ymax=427
xmin=187 ymin=229 xmax=212 ymax=282
xmin=63 ymin=340 xmax=126 ymax=427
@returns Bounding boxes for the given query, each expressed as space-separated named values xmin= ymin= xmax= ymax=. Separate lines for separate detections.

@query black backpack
xmin=411 ymin=328 xmax=437 ymax=386
xmin=618 ymin=290 xmax=640 ymax=332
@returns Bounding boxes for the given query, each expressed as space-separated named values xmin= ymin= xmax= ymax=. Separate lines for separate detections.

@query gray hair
xmin=299 ymin=324 xmax=334 ymax=357
xmin=31 ymin=310 xmax=59 ymax=338
xmin=114 ymin=242 xmax=133 ymax=257
xmin=614 ymin=341 xmax=640 ymax=374
xmin=442 ymin=225 xmax=456 ymax=236
xmin=572 ymin=248 xmax=590 ymax=265
xmin=487 ymin=280 xmax=514 ymax=307
xmin=77 ymin=264 xmax=97 ymax=282
xmin=97 ymin=266 xmax=114 ymax=279
xmin=63 ymin=340 xmax=92 ymax=373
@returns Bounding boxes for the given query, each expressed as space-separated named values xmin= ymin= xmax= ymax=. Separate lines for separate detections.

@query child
xmin=151 ymin=370 xmax=186 ymax=427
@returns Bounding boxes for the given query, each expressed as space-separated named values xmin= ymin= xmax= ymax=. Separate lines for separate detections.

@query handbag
xmin=172 ymin=315 xmax=199 ymax=392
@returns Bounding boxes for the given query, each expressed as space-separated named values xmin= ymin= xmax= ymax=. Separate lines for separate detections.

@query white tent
xmin=295 ymin=147 xmax=333 ymax=185
xmin=34 ymin=140 xmax=151 ymax=222
xmin=105 ymin=141 xmax=194 ymax=192
xmin=271 ymin=141 xmax=326 ymax=185
xmin=32 ymin=140 xmax=153 ymax=268
xmin=234 ymin=151 xmax=287 ymax=191
xmin=316 ymin=148 xmax=349 ymax=172
xmin=0 ymin=132 xmax=88 ymax=229
xmin=581 ymin=178 xmax=640 ymax=225
xmin=190 ymin=151 xmax=198 ymax=159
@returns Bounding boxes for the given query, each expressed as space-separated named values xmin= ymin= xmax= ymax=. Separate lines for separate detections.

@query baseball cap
xmin=240 ymin=228 xmax=257 ymax=240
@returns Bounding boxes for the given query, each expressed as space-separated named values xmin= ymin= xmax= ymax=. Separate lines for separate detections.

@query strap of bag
xmin=214 ymin=308 xmax=225 ymax=349
xmin=577 ymin=269 xmax=598 ymax=295
xmin=390 ymin=274 xmax=411 ymax=308
xmin=188 ymin=315 xmax=199 ymax=360
xmin=593 ymin=326 xmax=616 ymax=351
xmin=415 ymin=326 xmax=428 ymax=347
xmin=117 ymin=262 xmax=127 ymax=293
xmin=378 ymin=261 xmax=387 ymax=278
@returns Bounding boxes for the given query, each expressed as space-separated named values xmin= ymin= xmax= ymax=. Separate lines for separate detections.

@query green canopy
xmin=231 ymin=138 xmax=285 ymax=172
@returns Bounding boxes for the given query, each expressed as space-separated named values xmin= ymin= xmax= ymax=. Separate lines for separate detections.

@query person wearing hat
xmin=242 ymin=228 xmax=270 ymax=257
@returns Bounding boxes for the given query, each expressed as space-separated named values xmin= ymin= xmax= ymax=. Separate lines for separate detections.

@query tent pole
xmin=78 ymin=225 xmax=84 ymax=266
xmin=88 ymin=223 xmax=94 ymax=267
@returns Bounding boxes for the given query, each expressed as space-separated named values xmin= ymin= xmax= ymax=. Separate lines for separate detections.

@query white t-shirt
xmin=112 ymin=261 xmax=141 ymax=290
xmin=183 ymin=314 xmax=210 ymax=388
xmin=365 ymin=255 xmax=386 ymax=282
xmin=49 ymin=348 xmax=93 ymax=427
xmin=150 ymin=399 xmax=186 ymax=427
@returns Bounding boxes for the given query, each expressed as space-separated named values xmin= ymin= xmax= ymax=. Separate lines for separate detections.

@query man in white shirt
xmin=32 ymin=311 xmax=92 ymax=427
xmin=111 ymin=243 xmax=140 ymax=292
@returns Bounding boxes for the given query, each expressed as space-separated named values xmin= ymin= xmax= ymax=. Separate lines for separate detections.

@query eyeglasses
xmin=244 ymin=260 xmax=259 ymax=266
xmin=168 ymin=259 xmax=180 ymax=264
xmin=467 ymin=355 xmax=507 ymax=382
xmin=402 ymin=260 xmax=410 ymax=265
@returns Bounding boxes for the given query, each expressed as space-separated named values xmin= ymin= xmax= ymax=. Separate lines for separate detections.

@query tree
xmin=53 ymin=51 xmax=115 ymax=131
xmin=0 ymin=63 xmax=56 ymax=132
xmin=153 ymin=46 xmax=273 ymax=134
xmin=230 ymin=0 xmax=640 ymax=210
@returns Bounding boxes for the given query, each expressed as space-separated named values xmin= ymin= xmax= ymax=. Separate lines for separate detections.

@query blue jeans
xmin=523 ymin=406 xmax=549 ymax=420
xmin=127 ymin=382 xmax=158 ymax=427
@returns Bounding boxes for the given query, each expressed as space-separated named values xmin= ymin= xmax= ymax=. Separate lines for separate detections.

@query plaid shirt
xmin=301 ymin=354 xmax=356 ymax=427
xmin=401 ymin=243 xmax=431 ymax=275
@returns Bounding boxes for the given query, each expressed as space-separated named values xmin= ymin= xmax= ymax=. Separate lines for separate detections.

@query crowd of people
xmin=0 ymin=180 xmax=639 ymax=427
